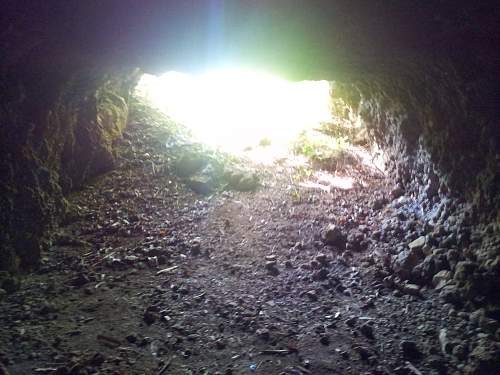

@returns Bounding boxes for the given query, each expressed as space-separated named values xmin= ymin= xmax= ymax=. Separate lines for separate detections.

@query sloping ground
xmin=0 ymin=106 xmax=499 ymax=375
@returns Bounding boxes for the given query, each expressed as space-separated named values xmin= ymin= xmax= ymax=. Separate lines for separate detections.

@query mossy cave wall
xmin=0 ymin=60 xmax=139 ymax=271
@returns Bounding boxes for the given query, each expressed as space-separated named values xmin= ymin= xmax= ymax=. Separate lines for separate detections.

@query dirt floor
xmin=0 ymin=110 xmax=471 ymax=375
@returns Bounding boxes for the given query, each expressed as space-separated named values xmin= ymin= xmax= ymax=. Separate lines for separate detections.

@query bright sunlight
xmin=136 ymin=69 xmax=332 ymax=158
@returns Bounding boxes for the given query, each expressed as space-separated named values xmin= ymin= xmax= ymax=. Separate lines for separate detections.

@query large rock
xmin=412 ymin=253 xmax=448 ymax=284
xmin=432 ymin=270 xmax=452 ymax=289
xmin=393 ymin=245 xmax=424 ymax=280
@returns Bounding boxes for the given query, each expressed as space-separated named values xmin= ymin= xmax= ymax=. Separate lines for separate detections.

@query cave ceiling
xmin=1 ymin=0 xmax=498 ymax=80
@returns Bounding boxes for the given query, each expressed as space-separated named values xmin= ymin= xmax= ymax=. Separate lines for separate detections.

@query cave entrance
xmin=135 ymin=68 xmax=382 ymax=192
xmin=136 ymin=69 xmax=332 ymax=162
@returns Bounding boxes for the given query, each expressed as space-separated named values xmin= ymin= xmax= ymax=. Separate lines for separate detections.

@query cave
xmin=0 ymin=1 xmax=499 ymax=374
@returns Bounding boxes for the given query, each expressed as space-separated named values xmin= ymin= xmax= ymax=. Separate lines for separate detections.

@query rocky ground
xmin=0 ymin=101 xmax=499 ymax=375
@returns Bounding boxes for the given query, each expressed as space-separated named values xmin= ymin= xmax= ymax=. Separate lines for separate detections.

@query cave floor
xmin=0 ymin=116 xmax=460 ymax=375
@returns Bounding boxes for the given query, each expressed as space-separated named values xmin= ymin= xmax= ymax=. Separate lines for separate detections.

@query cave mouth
xmin=136 ymin=68 xmax=333 ymax=162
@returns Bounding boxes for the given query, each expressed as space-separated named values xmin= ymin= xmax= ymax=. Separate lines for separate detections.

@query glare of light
xmin=299 ymin=171 xmax=354 ymax=191
xmin=136 ymin=69 xmax=332 ymax=159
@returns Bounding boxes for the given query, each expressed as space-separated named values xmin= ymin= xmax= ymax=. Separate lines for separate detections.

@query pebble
xmin=315 ymin=253 xmax=328 ymax=265
xmin=319 ymin=334 xmax=330 ymax=345
xmin=143 ymin=311 xmax=157 ymax=325
xmin=305 ymin=290 xmax=318 ymax=301
xmin=256 ymin=328 xmax=270 ymax=341
xmin=408 ymin=236 xmax=426 ymax=250
xmin=312 ymin=268 xmax=328 ymax=281
xmin=323 ymin=224 xmax=346 ymax=248
xmin=359 ymin=323 xmax=375 ymax=339
xmin=354 ymin=346 xmax=371 ymax=361
xmin=215 ymin=339 xmax=226 ymax=350
xmin=400 ymin=340 xmax=421 ymax=358
xmin=439 ymin=328 xmax=452 ymax=355
xmin=400 ymin=283 xmax=421 ymax=297
xmin=265 ymin=261 xmax=279 ymax=275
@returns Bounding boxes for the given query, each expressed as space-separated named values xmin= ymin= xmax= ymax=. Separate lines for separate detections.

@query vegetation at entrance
xmin=291 ymin=96 xmax=367 ymax=171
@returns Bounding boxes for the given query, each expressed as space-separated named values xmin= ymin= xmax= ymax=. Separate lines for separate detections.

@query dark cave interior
xmin=0 ymin=1 xmax=499 ymax=374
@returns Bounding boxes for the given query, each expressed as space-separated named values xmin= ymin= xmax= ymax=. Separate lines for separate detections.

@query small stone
xmin=89 ymin=352 xmax=105 ymax=366
xmin=354 ymin=346 xmax=371 ymax=361
xmin=310 ymin=260 xmax=321 ymax=269
xmin=190 ymin=237 xmax=202 ymax=256
xmin=312 ymin=268 xmax=328 ymax=281
xmin=372 ymin=198 xmax=386 ymax=210
xmin=126 ymin=334 xmax=138 ymax=343
xmin=265 ymin=261 xmax=279 ymax=275
xmin=432 ymin=270 xmax=451 ymax=289
xmin=71 ymin=273 xmax=90 ymax=288
xmin=0 ymin=288 xmax=6 ymax=301
xmin=359 ymin=323 xmax=374 ymax=339
xmin=393 ymin=247 xmax=424 ymax=280
xmin=408 ymin=236 xmax=426 ymax=251
xmin=322 ymin=224 xmax=346 ymax=249
xmin=439 ymin=328 xmax=453 ymax=355
xmin=439 ymin=285 xmax=462 ymax=305
xmin=186 ymin=176 xmax=213 ymax=195
xmin=143 ymin=311 xmax=157 ymax=325
xmin=400 ymin=283 xmax=421 ymax=297
xmin=147 ymin=256 xmax=159 ymax=268
xmin=305 ymin=290 xmax=318 ymax=301
xmin=315 ymin=253 xmax=328 ymax=265
xmin=346 ymin=316 xmax=357 ymax=327
xmin=124 ymin=255 xmax=139 ymax=263
xmin=400 ymin=340 xmax=421 ymax=359
xmin=390 ymin=185 xmax=404 ymax=200
xmin=454 ymin=261 xmax=478 ymax=281
xmin=427 ymin=355 xmax=446 ymax=373
xmin=214 ymin=339 xmax=226 ymax=350
xmin=39 ymin=302 xmax=58 ymax=315
xmin=393 ymin=366 xmax=411 ymax=375
xmin=256 ymin=328 xmax=270 ymax=341
xmin=452 ymin=344 xmax=467 ymax=360
xmin=319 ymin=334 xmax=330 ymax=345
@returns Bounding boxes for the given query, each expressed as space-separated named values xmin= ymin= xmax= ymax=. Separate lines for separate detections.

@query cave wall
xmin=332 ymin=61 xmax=499 ymax=224
xmin=0 ymin=58 xmax=139 ymax=271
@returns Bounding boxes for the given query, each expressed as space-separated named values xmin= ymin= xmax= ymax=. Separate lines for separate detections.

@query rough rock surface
xmin=0 ymin=63 xmax=139 ymax=271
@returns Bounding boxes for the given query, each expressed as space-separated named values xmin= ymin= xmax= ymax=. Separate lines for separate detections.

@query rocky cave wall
xmin=0 ymin=57 xmax=140 ymax=271
xmin=332 ymin=60 xmax=499 ymax=224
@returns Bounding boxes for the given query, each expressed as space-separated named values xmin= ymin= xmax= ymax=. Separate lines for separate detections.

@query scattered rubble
xmin=0 ymin=99 xmax=498 ymax=375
